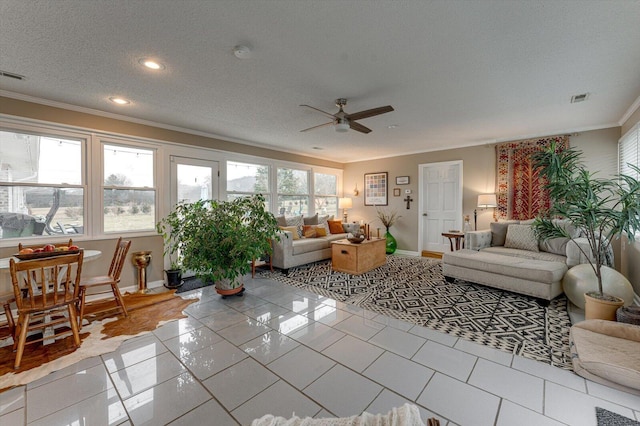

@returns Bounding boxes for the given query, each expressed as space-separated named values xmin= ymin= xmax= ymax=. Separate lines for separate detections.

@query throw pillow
xmin=317 ymin=214 xmax=332 ymax=234
xmin=539 ymin=237 xmax=570 ymax=256
xmin=519 ymin=219 xmax=536 ymax=225
xmin=553 ymin=218 xmax=581 ymax=238
xmin=504 ymin=224 xmax=539 ymax=252
xmin=303 ymin=225 xmax=317 ymax=238
xmin=276 ymin=215 xmax=288 ymax=227
xmin=490 ymin=220 xmax=519 ymax=246
xmin=538 ymin=218 xmax=581 ymax=255
xmin=285 ymin=215 xmax=304 ymax=238
xmin=315 ymin=226 xmax=327 ymax=237
xmin=279 ymin=226 xmax=300 ymax=240
xmin=328 ymin=220 xmax=345 ymax=234
xmin=303 ymin=213 xmax=318 ymax=225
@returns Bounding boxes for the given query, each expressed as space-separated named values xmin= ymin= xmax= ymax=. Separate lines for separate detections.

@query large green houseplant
xmin=156 ymin=194 xmax=280 ymax=294
xmin=532 ymin=143 xmax=639 ymax=315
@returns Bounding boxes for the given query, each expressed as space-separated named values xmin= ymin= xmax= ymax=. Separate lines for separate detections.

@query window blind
xmin=619 ymin=122 xmax=639 ymax=179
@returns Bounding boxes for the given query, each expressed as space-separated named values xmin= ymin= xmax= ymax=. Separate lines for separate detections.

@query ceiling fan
xmin=300 ymin=98 xmax=394 ymax=134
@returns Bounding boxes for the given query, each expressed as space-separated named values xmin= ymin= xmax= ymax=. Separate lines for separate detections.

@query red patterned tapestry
xmin=495 ymin=136 xmax=569 ymax=220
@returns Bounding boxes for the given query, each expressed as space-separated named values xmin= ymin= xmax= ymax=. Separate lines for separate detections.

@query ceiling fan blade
xmin=347 ymin=105 xmax=394 ymax=121
xmin=299 ymin=104 xmax=336 ymax=119
xmin=300 ymin=121 xmax=334 ymax=132
xmin=349 ymin=121 xmax=372 ymax=134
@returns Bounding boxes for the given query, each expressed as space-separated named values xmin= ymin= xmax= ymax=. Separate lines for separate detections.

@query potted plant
xmin=376 ymin=207 xmax=402 ymax=254
xmin=159 ymin=194 xmax=280 ymax=297
xmin=532 ymin=143 xmax=640 ymax=319
xmin=156 ymin=210 xmax=185 ymax=289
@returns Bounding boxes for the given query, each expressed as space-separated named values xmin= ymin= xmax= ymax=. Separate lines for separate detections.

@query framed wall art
xmin=364 ymin=172 xmax=388 ymax=206
xmin=396 ymin=176 xmax=410 ymax=185
xmin=393 ymin=188 xmax=401 ymax=197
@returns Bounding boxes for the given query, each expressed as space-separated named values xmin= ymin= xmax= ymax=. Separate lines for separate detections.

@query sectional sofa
xmin=442 ymin=220 xmax=598 ymax=301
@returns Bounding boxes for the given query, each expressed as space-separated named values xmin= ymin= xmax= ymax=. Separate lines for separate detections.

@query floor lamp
xmin=474 ymin=193 xmax=497 ymax=230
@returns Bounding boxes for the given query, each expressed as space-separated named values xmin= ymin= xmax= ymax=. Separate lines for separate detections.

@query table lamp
xmin=338 ymin=197 xmax=353 ymax=222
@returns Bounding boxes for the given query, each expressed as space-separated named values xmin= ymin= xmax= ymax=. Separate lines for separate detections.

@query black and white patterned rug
xmin=260 ymin=255 xmax=573 ymax=369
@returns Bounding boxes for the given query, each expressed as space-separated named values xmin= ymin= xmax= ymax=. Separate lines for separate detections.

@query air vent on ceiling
xmin=0 ymin=70 xmax=25 ymax=81
xmin=570 ymin=93 xmax=589 ymax=103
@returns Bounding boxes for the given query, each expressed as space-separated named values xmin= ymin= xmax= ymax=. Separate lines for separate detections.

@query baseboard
xmin=421 ymin=250 xmax=443 ymax=259
xmin=394 ymin=250 xmax=420 ymax=256
xmin=84 ymin=280 xmax=165 ymax=303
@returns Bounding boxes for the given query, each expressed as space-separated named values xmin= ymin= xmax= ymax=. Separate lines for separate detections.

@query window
xmin=102 ymin=143 xmax=156 ymax=233
xmin=0 ymin=129 xmax=85 ymax=239
xmin=277 ymin=167 xmax=309 ymax=216
xmin=314 ymin=172 xmax=338 ymax=217
xmin=226 ymin=161 xmax=270 ymax=206
xmin=619 ymin=123 xmax=639 ymax=237
xmin=619 ymin=123 xmax=639 ymax=180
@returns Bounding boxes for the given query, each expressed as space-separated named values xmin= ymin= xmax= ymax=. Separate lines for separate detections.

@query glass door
xmin=170 ymin=156 xmax=219 ymax=205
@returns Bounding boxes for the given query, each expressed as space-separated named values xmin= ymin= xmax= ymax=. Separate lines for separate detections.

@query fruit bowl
xmin=15 ymin=249 xmax=81 ymax=260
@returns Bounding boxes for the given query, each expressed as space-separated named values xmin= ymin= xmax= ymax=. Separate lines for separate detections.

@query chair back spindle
xmin=108 ymin=238 xmax=132 ymax=281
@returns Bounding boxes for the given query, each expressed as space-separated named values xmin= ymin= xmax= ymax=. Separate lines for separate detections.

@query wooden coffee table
xmin=331 ymin=238 xmax=386 ymax=275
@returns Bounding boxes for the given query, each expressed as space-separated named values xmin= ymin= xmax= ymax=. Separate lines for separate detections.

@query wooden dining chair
xmin=9 ymin=251 xmax=84 ymax=369
xmin=0 ymin=293 xmax=15 ymax=344
xmin=77 ymin=238 xmax=131 ymax=329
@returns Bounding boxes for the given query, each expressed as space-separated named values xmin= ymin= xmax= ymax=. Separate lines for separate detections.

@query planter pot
xmin=164 ymin=269 xmax=183 ymax=289
xmin=215 ymin=277 xmax=245 ymax=298
xmin=562 ymin=264 xmax=634 ymax=309
xmin=584 ymin=292 xmax=624 ymax=321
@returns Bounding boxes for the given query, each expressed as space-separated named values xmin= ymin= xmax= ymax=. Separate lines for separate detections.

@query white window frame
xmin=0 ymin=121 xmax=88 ymax=243
xmin=619 ymin=122 xmax=640 ymax=237
xmin=98 ymin=137 xmax=159 ymax=235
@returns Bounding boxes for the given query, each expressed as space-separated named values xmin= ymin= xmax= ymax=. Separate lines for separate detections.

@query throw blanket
xmin=251 ymin=403 xmax=431 ymax=426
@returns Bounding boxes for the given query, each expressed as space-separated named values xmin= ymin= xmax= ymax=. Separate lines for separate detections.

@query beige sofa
xmin=271 ymin=220 xmax=360 ymax=272
xmin=272 ymin=229 xmax=348 ymax=271
xmin=442 ymin=220 xmax=595 ymax=301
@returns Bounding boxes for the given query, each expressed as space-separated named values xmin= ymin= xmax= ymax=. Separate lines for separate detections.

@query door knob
xmin=422 ymin=213 xmax=428 ymax=216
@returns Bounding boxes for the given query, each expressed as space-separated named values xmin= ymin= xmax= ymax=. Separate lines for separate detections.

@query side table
xmin=442 ymin=232 xmax=465 ymax=251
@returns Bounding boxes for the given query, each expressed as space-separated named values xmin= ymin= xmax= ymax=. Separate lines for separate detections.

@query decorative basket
xmin=616 ymin=306 xmax=640 ymax=325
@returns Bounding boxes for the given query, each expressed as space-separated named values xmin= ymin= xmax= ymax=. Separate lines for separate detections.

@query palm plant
xmin=532 ymin=142 xmax=640 ymax=299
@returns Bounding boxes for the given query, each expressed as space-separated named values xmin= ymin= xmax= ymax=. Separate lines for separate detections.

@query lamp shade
xmin=477 ymin=193 xmax=497 ymax=208
xmin=335 ymin=120 xmax=350 ymax=133
xmin=338 ymin=197 xmax=353 ymax=209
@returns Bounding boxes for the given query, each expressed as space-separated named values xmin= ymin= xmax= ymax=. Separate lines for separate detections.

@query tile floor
xmin=1 ymin=275 xmax=639 ymax=426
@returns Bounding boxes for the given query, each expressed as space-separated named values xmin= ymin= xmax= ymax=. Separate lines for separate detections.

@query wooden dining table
xmin=0 ymin=249 xmax=102 ymax=301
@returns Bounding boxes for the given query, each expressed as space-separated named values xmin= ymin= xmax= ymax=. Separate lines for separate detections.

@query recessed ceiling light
xmin=387 ymin=124 xmax=399 ymax=129
xmin=138 ymin=58 xmax=165 ymax=70
xmin=233 ymin=45 xmax=252 ymax=59
xmin=109 ymin=97 xmax=130 ymax=105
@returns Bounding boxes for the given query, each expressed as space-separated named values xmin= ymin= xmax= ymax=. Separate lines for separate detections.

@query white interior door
xmin=419 ymin=161 xmax=462 ymax=253
xmin=170 ymin=156 xmax=219 ymax=205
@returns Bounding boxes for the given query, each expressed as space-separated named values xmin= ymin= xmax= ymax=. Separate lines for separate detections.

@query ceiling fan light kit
xmin=300 ymin=98 xmax=394 ymax=134
xmin=335 ymin=120 xmax=350 ymax=133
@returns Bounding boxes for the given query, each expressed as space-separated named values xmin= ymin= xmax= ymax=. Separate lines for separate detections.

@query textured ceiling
xmin=1 ymin=0 xmax=639 ymax=163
